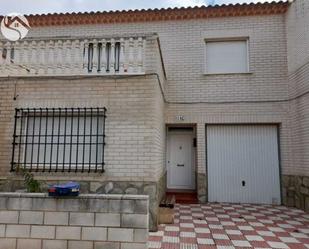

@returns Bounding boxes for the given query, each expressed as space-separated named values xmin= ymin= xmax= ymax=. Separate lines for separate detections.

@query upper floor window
xmin=205 ymin=40 xmax=249 ymax=74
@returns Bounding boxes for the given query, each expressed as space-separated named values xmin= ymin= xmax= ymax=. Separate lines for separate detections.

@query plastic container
xmin=48 ymin=181 xmax=80 ymax=197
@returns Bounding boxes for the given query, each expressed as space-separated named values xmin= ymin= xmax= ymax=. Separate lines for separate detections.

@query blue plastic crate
xmin=48 ymin=182 xmax=80 ymax=197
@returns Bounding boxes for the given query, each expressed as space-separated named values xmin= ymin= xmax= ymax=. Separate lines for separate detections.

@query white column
xmin=109 ymin=39 xmax=115 ymax=74
xmin=119 ymin=38 xmax=125 ymax=74
xmin=56 ymin=40 xmax=63 ymax=74
xmin=17 ymin=41 xmax=29 ymax=76
xmin=13 ymin=42 xmax=20 ymax=72
xmin=38 ymin=40 xmax=46 ymax=75
xmin=30 ymin=41 xmax=37 ymax=74
xmin=35 ymin=41 xmax=41 ymax=74
xmin=64 ymin=39 xmax=72 ymax=74
xmin=21 ymin=41 xmax=29 ymax=75
xmin=1 ymin=42 xmax=9 ymax=75
xmin=73 ymin=39 xmax=82 ymax=74
xmin=5 ymin=42 xmax=13 ymax=74
xmin=83 ymin=40 xmax=89 ymax=73
xmin=77 ymin=40 xmax=85 ymax=73
xmin=4 ymin=42 xmax=11 ymax=75
xmin=47 ymin=40 xmax=54 ymax=75
xmin=100 ymin=39 xmax=107 ymax=74
xmin=128 ymin=38 xmax=134 ymax=73
xmin=8 ymin=42 xmax=18 ymax=75
xmin=123 ymin=39 xmax=129 ymax=73
xmin=92 ymin=39 xmax=98 ymax=73
xmin=137 ymin=37 xmax=144 ymax=73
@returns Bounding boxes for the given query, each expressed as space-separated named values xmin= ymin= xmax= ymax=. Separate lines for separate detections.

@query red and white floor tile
xmin=148 ymin=203 xmax=309 ymax=249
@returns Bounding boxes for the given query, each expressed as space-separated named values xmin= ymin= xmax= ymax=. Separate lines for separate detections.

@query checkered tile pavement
xmin=148 ymin=203 xmax=309 ymax=249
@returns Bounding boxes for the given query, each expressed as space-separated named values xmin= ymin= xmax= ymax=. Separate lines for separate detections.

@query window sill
xmin=10 ymin=171 xmax=105 ymax=179
xmin=203 ymin=72 xmax=253 ymax=76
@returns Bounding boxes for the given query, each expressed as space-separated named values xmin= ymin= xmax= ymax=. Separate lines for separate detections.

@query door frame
xmin=205 ymin=123 xmax=282 ymax=204
xmin=166 ymin=126 xmax=196 ymax=190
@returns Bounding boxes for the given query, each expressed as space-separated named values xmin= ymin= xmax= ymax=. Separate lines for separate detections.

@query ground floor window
xmin=11 ymin=107 xmax=106 ymax=173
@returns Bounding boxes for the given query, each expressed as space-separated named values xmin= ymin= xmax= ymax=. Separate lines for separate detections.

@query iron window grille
xmin=11 ymin=107 xmax=106 ymax=173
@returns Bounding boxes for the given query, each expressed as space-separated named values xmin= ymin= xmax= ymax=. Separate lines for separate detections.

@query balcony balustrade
xmin=0 ymin=35 xmax=147 ymax=77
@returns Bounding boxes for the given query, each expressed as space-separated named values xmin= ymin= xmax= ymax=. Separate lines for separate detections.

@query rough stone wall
xmin=0 ymin=175 xmax=164 ymax=231
xmin=87 ymin=176 xmax=165 ymax=232
xmin=282 ymin=175 xmax=309 ymax=212
xmin=197 ymin=173 xmax=207 ymax=203
xmin=0 ymin=193 xmax=149 ymax=249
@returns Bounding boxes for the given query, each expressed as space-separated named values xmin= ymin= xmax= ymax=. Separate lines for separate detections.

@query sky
xmin=0 ymin=0 xmax=283 ymax=15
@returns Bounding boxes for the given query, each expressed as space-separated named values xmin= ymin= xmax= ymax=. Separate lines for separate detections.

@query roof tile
xmin=0 ymin=1 xmax=290 ymax=27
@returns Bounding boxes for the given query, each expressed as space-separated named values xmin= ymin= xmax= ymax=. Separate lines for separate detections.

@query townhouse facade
xmin=0 ymin=0 xmax=308 ymax=230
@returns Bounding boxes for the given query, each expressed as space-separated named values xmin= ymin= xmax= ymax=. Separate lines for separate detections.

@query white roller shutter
xmin=205 ymin=40 xmax=248 ymax=74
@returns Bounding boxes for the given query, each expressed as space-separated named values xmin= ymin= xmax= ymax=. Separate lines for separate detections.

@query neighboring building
xmin=0 ymin=0 xmax=308 ymax=230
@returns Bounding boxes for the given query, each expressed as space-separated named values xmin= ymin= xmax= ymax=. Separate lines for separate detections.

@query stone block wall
xmin=0 ymin=175 xmax=164 ymax=231
xmin=282 ymin=175 xmax=309 ymax=212
xmin=197 ymin=173 xmax=207 ymax=203
xmin=0 ymin=193 xmax=149 ymax=249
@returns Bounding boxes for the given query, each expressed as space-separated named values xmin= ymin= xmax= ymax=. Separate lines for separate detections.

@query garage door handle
xmin=242 ymin=181 xmax=246 ymax=187
xmin=177 ymin=164 xmax=185 ymax=167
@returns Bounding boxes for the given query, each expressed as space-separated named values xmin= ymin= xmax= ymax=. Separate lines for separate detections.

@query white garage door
xmin=207 ymin=125 xmax=281 ymax=205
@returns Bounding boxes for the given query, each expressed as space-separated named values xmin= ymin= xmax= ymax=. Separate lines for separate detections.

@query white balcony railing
xmin=0 ymin=36 xmax=146 ymax=77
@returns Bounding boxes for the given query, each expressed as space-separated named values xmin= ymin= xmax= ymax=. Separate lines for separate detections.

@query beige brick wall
xmin=1 ymin=6 xmax=305 ymax=181
xmin=152 ymin=80 xmax=166 ymax=180
xmin=24 ymin=14 xmax=288 ymax=101
xmin=0 ymin=193 xmax=149 ymax=249
xmin=0 ymin=75 xmax=164 ymax=182
xmin=286 ymin=0 xmax=309 ymax=176
xmin=166 ymin=102 xmax=290 ymax=175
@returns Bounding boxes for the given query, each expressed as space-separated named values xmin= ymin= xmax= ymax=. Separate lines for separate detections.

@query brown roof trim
xmin=2 ymin=1 xmax=290 ymax=27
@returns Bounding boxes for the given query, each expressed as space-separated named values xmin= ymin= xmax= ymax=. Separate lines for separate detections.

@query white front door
xmin=167 ymin=131 xmax=195 ymax=190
